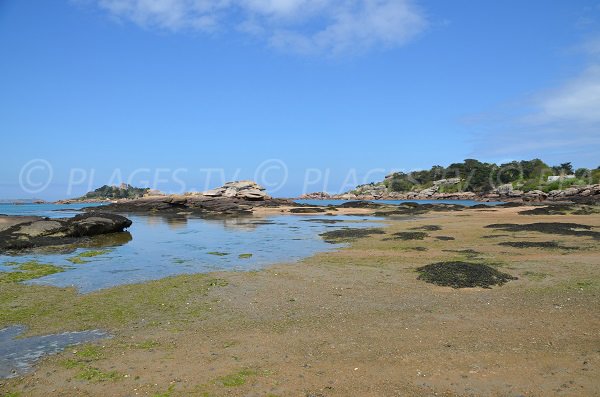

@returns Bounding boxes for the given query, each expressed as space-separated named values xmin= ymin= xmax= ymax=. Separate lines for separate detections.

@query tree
xmin=553 ymin=162 xmax=574 ymax=175
xmin=575 ymin=168 xmax=590 ymax=179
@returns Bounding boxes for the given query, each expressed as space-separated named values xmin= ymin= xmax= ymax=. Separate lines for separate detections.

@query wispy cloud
xmin=93 ymin=0 xmax=427 ymax=55
xmin=467 ymin=37 xmax=600 ymax=165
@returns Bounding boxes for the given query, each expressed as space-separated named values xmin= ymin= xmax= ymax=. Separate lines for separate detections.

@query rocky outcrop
xmin=86 ymin=182 xmax=293 ymax=216
xmin=299 ymin=183 xmax=600 ymax=203
xmin=202 ymin=181 xmax=270 ymax=201
xmin=0 ymin=213 xmax=132 ymax=251
xmin=299 ymin=192 xmax=333 ymax=200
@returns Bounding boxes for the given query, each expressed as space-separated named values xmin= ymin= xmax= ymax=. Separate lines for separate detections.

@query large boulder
xmin=522 ymin=190 xmax=547 ymax=202
xmin=0 ymin=213 xmax=132 ymax=251
xmin=201 ymin=181 xmax=270 ymax=201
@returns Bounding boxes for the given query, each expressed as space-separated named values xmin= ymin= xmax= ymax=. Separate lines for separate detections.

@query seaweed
xmin=319 ymin=228 xmax=386 ymax=243
xmin=337 ymin=201 xmax=384 ymax=209
xmin=498 ymin=241 xmax=578 ymax=250
xmin=496 ymin=202 xmax=523 ymax=208
xmin=410 ymin=225 xmax=442 ymax=231
xmin=435 ymin=236 xmax=455 ymax=241
xmin=518 ymin=204 xmax=572 ymax=215
xmin=0 ymin=260 xmax=65 ymax=283
xmin=289 ymin=207 xmax=326 ymax=213
xmin=300 ymin=219 xmax=345 ymax=224
xmin=384 ymin=231 xmax=429 ymax=240
xmin=485 ymin=222 xmax=599 ymax=239
xmin=416 ymin=261 xmax=517 ymax=288
xmin=442 ymin=249 xmax=482 ymax=258
xmin=518 ymin=204 xmax=600 ymax=216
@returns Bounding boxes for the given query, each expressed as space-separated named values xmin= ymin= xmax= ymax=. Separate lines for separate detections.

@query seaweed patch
xmin=416 ymin=261 xmax=517 ymax=288
xmin=485 ymin=222 xmax=599 ymax=239
xmin=319 ymin=228 xmax=386 ymax=243
xmin=384 ymin=231 xmax=429 ymax=241
xmin=498 ymin=241 xmax=578 ymax=250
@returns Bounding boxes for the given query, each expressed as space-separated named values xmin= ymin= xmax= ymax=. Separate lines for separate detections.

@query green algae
xmin=75 ymin=366 xmax=123 ymax=382
xmin=0 ymin=275 xmax=229 ymax=334
xmin=238 ymin=253 xmax=253 ymax=259
xmin=66 ymin=249 xmax=111 ymax=264
xmin=216 ymin=369 xmax=257 ymax=387
xmin=0 ymin=260 xmax=65 ymax=283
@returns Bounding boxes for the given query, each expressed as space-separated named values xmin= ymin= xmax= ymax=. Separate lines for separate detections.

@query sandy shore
xmin=1 ymin=205 xmax=599 ymax=396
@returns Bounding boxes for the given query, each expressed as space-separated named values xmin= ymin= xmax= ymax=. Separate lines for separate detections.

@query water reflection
xmin=1 ymin=214 xmax=381 ymax=293
xmin=0 ymin=325 xmax=108 ymax=379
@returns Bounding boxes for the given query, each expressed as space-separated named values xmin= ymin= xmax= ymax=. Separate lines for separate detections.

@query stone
xmin=0 ymin=213 xmax=132 ymax=251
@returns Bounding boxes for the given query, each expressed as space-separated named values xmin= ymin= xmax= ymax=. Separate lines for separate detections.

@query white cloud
xmin=468 ymin=39 xmax=600 ymax=165
xmin=93 ymin=0 xmax=427 ymax=55
xmin=526 ymin=65 xmax=600 ymax=125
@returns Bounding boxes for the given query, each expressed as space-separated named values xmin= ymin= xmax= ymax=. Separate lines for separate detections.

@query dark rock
xmin=86 ymin=195 xmax=294 ymax=216
xmin=0 ymin=213 xmax=132 ymax=251
xmin=336 ymin=201 xmax=384 ymax=209
xmin=289 ymin=207 xmax=327 ymax=213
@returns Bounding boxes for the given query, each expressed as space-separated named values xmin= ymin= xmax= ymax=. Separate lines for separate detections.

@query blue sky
xmin=1 ymin=0 xmax=599 ymax=199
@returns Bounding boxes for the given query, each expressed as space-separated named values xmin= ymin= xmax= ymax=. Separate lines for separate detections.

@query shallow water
xmin=0 ymin=205 xmax=381 ymax=292
xmin=295 ymin=199 xmax=504 ymax=206
xmin=0 ymin=202 xmax=105 ymax=218
xmin=0 ymin=325 xmax=108 ymax=378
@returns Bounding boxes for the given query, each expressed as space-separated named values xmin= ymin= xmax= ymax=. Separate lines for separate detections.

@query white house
xmin=547 ymin=175 xmax=576 ymax=182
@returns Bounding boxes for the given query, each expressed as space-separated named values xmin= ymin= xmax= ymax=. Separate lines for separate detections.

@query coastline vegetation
xmin=377 ymin=159 xmax=600 ymax=194
xmin=78 ymin=184 xmax=149 ymax=200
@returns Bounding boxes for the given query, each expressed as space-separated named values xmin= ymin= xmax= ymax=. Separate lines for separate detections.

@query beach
xmin=1 ymin=204 xmax=598 ymax=396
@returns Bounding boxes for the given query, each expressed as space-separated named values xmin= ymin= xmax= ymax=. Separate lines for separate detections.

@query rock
xmin=433 ymin=178 xmax=461 ymax=186
xmin=298 ymin=192 xmax=332 ymax=200
xmin=201 ymin=181 xmax=269 ymax=201
xmin=563 ymin=187 xmax=580 ymax=196
xmin=0 ymin=213 xmax=132 ymax=251
xmin=495 ymin=183 xmax=513 ymax=195
xmin=522 ymin=190 xmax=547 ymax=202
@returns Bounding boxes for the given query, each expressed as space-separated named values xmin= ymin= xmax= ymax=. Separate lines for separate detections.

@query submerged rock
xmin=0 ymin=213 xmax=132 ymax=251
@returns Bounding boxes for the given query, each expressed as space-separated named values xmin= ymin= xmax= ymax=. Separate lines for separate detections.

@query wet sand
xmin=1 ymin=205 xmax=599 ymax=396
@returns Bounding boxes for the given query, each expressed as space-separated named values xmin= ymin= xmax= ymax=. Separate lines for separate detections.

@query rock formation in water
xmin=83 ymin=181 xmax=293 ymax=215
xmin=0 ymin=213 xmax=132 ymax=251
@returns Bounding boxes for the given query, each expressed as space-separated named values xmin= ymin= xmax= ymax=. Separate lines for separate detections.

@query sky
xmin=1 ymin=0 xmax=599 ymax=199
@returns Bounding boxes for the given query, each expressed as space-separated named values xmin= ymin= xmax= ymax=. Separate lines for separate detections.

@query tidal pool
xmin=0 ymin=325 xmax=108 ymax=378
xmin=0 ymin=213 xmax=381 ymax=293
